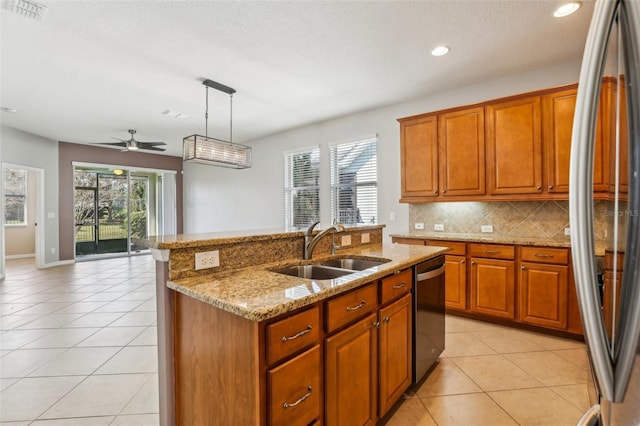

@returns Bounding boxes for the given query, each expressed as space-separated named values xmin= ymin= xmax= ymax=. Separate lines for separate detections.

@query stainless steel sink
xmin=273 ymin=265 xmax=354 ymax=280
xmin=318 ymin=258 xmax=390 ymax=271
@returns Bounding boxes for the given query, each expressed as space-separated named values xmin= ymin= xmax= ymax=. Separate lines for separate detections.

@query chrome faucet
xmin=304 ymin=221 xmax=345 ymax=260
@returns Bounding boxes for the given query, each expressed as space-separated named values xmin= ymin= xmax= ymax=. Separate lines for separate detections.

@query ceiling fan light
xmin=183 ymin=135 xmax=251 ymax=169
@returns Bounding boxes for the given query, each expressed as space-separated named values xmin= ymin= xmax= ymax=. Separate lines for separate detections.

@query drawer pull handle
xmin=392 ymin=282 xmax=406 ymax=289
xmin=534 ymin=253 xmax=554 ymax=258
xmin=281 ymin=325 xmax=313 ymax=342
xmin=484 ymin=250 xmax=501 ymax=254
xmin=346 ymin=300 xmax=366 ymax=311
xmin=283 ymin=386 xmax=313 ymax=409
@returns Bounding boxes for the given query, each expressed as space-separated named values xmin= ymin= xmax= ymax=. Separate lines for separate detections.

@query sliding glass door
xmin=73 ymin=164 xmax=173 ymax=259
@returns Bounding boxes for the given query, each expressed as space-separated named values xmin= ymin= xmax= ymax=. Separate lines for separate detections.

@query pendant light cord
xmin=229 ymin=93 xmax=233 ymax=144
xmin=205 ymin=86 xmax=209 ymax=138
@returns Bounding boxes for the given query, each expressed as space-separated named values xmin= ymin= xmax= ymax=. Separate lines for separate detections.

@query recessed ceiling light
xmin=553 ymin=2 xmax=581 ymax=18
xmin=161 ymin=109 xmax=190 ymax=119
xmin=1 ymin=107 xmax=18 ymax=114
xmin=431 ymin=46 xmax=450 ymax=57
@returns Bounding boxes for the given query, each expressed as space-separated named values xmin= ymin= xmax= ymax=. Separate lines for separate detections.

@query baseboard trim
xmin=6 ymin=253 xmax=36 ymax=260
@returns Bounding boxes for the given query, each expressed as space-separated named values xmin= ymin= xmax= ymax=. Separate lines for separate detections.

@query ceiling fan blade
xmin=138 ymin=145 xmax=166 ymax=152
xmin=92 ymin=142 xmax=128 ymax=147
xmin=138 ymin=141 xmax=166 ymax=146
xmin=111 ymin=137 xmax=128 ymax=142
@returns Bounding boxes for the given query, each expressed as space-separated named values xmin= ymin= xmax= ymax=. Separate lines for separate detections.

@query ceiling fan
xmin=94 ymin=129 xmax=167 ymax=152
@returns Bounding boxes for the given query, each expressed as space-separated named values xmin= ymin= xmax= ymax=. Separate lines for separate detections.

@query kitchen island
xmin=142 ymin=225 xmax=447 ymax=426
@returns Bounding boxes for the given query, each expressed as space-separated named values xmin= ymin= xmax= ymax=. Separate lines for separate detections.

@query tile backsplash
xmin=409 ymin=200 xmax=610 ymax=241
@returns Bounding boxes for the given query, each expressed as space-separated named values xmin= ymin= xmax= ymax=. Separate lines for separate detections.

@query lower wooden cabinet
xmin=444 ymin=255 xmax=467 ymax=310
xmin=325 ymin=313 xmax=378 ymax=426
xmin=268 ymin=345 xmax=322 ymax=426
xmin=470 ymin=257 xmax=515 ymax=320
xmin=378 ymin=294 xmax=412 ymax=416
xmin=518 ymin=262 xmax=568 ymax=329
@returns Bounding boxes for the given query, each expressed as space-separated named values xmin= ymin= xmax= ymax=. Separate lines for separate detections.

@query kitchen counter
xmin=168 ymin=243 xmax=447 ymax=322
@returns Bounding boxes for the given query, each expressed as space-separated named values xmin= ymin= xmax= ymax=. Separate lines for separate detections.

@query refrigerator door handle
xmin=570 ymin=0 xmax=617 ymax=402
xmin=612 ymin=0 xmax=640 ymax=402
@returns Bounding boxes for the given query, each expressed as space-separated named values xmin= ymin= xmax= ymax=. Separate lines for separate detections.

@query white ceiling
xmin=1 ymin=0 xmax=594 ymax=157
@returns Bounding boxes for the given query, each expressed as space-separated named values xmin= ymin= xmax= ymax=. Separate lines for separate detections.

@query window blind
xmin=330 ymin=138 xmax=378 ymax=225
xmin=3 ymin=168 xmax=27 ymax=225
xmin=284 ymin=147 xmax=320 ymax=228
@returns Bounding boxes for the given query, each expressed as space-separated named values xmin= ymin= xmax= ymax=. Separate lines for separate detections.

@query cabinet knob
xmin=548 ymin=185 xmax=554 ymax=190
xmin=443 ymin=189 xmax=447 ymax=193
xmin=373 ymin=321 xmax=381 ymax=329
xmin=434 ymin=190 xmax=438 ymax=195
xmin=383 ymin=317 xmax=390 ymax=323
xmin=521 ymin=266 xmax=526 ymax=270
xmin=537 ymin=186 xmax=542 ymax=190
xmin=471 ymin=261 xmax=475 ymax=265
xmin=461 ymin=260 xmax=465 ymax=264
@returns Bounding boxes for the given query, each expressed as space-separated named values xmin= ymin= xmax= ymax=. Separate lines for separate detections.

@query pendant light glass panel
xmin=183 ymin=135 xmax=251 ymax=169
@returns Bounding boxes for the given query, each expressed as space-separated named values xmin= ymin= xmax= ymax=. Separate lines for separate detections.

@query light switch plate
xmin=434 ymin=224 xmax=444 ymax=231
xmin=389 ymin=212 xmax=396 ymax=221
xmin=361 ymin=233 xmax=370 ymax=243
xmin=195 ymin=250 xmax=220 ymax=270
xmin=341 ymin=235 xmax=352 ymax=246
xmin=481 ymin=225 xmax=493 ymax=233
xmin=564 ymin=227 xmax=571 ymax=236
xmin=414 ymin=222 xmax=425 ymax=230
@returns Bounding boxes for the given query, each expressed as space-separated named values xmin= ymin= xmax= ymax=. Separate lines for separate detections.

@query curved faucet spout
xmin=303 ymin=222 xmax=345 ymax=260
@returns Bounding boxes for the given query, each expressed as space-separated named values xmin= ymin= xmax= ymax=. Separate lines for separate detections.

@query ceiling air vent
xmin=9 ymin=0 xmax=47 ymax=20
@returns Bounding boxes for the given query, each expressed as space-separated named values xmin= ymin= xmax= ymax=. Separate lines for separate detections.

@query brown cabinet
xmin=518 ymin=247 xmax=569 ymax=330
xmin=543 ymin=88 xmax=576 ymax=194
xmin=425 ymin=240 xmax=467 ymax=310
xmin=439 ymin=107 xmax=485 ymax=197
xmin=380 ymin=269 xmax=413 ymax=305
xmin=378 ymin=294 xmax=412 ymax=416
xmin=486 ymin=96 xmax=543 ymax=195
xmin=268 ymin=345 xmax=322 ymax=426
xmin=325 ymin=283 xmax=378 ymax=333
xmin=469 ymin=243 xmax=515 ymax=320
xmin=325 ymin=312 xmax=378 ymax=426
xmin=399 ymin=115 xmax=439 ymax=200
xmin=267 ymin=306 xmax=320 ymax=365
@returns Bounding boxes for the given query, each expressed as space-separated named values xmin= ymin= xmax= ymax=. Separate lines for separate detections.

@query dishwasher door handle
xmin=416 ymin=264 xmax=446 ymax=281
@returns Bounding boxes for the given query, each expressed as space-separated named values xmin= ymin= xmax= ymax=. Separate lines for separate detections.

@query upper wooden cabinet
xmin=486 ymin=95 xmax=543 ymax=195
xmin=439 ymin=107 xmax=486 ymax=197
xmin=543 ymin=88 xmax=576 ymax=194
xmin=400 ymin=115 xmax=439 ymax=200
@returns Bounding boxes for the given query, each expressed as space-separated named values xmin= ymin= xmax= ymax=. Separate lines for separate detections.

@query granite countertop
xmin=142 ymin=224 xmax=385 ymax=250
xmin=390 ymin=232 xmax=607 ymax=257
xmin=167 ymin=243 xmax=447 ymax=322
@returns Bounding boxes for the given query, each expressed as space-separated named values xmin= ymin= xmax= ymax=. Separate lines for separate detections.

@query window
xmin=4 ymin=168 xmax=27 ymax=226
xmin=330 ymin=137 xmax=378 ymax=225
xmin=284 ymin=147 xmax=320 ymax=228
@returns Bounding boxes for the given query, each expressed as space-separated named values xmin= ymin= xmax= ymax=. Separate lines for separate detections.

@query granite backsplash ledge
xmin=409 ymin=200 xmax=610 ymax=241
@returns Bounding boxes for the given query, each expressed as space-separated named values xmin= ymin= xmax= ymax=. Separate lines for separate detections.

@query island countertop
xmin=167 ymin=243 xmax=447 ymax=322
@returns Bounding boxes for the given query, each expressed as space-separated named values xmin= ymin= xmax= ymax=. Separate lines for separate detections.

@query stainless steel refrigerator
xmin=570 ymin=0 xmax=640 ymax=425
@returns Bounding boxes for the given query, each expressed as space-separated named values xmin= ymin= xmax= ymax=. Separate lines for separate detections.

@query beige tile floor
xmin=1 ymin=257 xmax=592 ymax=425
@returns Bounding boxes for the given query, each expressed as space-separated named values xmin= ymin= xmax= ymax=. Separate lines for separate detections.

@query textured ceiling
xmin=0 ymin=0 xmax=594 ymax=156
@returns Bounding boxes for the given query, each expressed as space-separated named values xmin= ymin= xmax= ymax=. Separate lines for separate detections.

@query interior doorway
xmin=73 ymin=163 xmax=174 ymax=260
xmin=1 ymin=163 xmax=45 ymax=278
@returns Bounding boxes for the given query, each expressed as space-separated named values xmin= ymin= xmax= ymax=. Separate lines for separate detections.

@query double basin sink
xmin=273 ymin=257 xmax=391 ymax=280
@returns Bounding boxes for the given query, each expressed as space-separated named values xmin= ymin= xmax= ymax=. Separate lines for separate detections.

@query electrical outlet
xmin=341 ymin=235 xmax=352 ymax=246
xmin=389 ymin=212 xmax=396 ymax=221
xmin=361 ymin=233 xmax=370 ymax=243
xmin=434 ymin=224 xmax=444 ymax=231
xmin=414 ymin=222 xmax=425 ymax=230
xmin=195 ymin=250 xmax=220 ymax=270
xmin=50 ymin=248 xmax=55 ymax=254
xmin=481 ymin=225 xmax=493 ymax=233
xmin=564 ymin=227 xmax=571 ymax=236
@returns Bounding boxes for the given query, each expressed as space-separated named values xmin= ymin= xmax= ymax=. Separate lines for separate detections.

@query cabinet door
xmin=444 ymin=255 xmax=467 ymax=310
xmin=400 ymin=115 xmax=439 ymax=199
xmin=543 ymin=88 xmax=577 ymax=194
xmin=486 ymin=96 xmax=543 ymax=195
xmin=379 ymin=294 xmax=412 ymax=416
xmin=518 ymin=262 xmax=568 ymax=329
xmin=470 ymin=258 xmax=515 ymax=319
xmin=325 ymin=313 xmax=378 ymax=426
xmin=439 ymin=107 xmax=485 ymax=196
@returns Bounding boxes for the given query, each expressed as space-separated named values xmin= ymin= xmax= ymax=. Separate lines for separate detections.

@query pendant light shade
xmin=182 ymin=79 xmax=252 ymax=169
xmin=183 ymin=134 xmax=251 ymax=168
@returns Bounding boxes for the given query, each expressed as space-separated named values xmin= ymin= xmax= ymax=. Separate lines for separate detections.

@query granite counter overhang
xmin=167 ymin=243 xmax=448 ymax=322
xmin=390 ymin=232 xmax=607 ymax=257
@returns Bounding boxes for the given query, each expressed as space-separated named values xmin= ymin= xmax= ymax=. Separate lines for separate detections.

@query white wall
xmin=1 ymin=126 xmax=59 ymax=265
xmin=183 ymin=61 xmax=583 ymax=241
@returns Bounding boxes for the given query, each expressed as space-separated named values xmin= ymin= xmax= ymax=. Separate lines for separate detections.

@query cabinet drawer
xmin=381 ymin=269 xmax=413 ymax=305
xmin=427 ymin=240 xmax=466 ymax=256
xmin=267 ymin=306 xmax=320 ymax=365
xmin=520 ymin=247 xmax=569 ymax=265
xmin=392 ymin=237 xmax=426 ymax=246
xmin=326 ymin=284 xmax=378 ymax=333
xmin=268 ymin=345 xmax=321 ymax=426
xmin=469 ymin=243 xmax=514 ymax=260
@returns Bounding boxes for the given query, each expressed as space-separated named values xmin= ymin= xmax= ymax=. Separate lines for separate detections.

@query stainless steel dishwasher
xmin=412 ymin=255 xmax=445 ymax=385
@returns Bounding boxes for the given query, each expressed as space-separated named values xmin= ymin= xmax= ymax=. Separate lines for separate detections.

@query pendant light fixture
xmin=183 ymin=79 xmax=252 ymax=169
